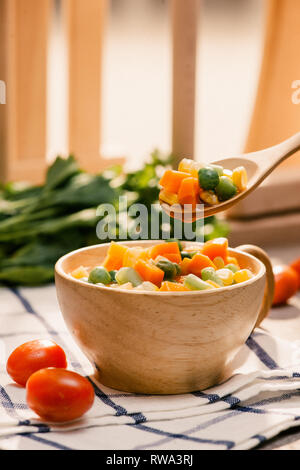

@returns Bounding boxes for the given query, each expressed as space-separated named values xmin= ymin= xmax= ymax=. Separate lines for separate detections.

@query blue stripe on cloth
xmin=10 ymin=288 xmax=148 ymax=428
xmin=20 ymin=433 xmax=74 ymax=450
xmin=136 ymin=403 xmax=269 ymax=450
xmin=193 ymin=391 xmax=241 ymax=408
xmin=131 ymin=423 xmax=235 ymax=449
xmin=88 ymin=378 xmax=146 ymax=424
xmin=246 ymin=336 xmax=279 ymax=370
xmin=252 ymin=434 xmax=267 ymax=444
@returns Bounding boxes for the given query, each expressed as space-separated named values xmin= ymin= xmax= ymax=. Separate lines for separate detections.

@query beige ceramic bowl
xmin=55 ymin=241 xmax=274 ymax=395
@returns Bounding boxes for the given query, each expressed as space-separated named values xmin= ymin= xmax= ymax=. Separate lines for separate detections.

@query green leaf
xmin=0 ymin=266 xmax=54 ymax=285
xmin=45 ymin=155 xmax=80 ymax=191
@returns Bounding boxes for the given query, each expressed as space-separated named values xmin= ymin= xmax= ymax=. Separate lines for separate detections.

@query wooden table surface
xmin=247 ymin=242 xmax=300 ymax=450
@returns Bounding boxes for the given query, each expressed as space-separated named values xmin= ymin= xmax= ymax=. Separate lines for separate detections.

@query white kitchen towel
xmin=1 ymin=285 xmax=300 ymax=450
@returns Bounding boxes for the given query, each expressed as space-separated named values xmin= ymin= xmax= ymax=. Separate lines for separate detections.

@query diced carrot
xmin=188 ymin=253 xmax=216 ymax=276
xmin=160 ymin=281 xmax=190 ymax=292
xmin=150 ymin=242 xmax=181 ymax=260
xmin=227 ymin=256 xmax=240 ymax=268
xmin=178 ymin=177 xmax=198 ymax=206
xmin=159 ymin=170 xmax=191 ymax=193
xmin=201 ymin=238 xmax=228 ymax=262
xmin=163 ymin=253 xmax=182 ymax=264
xmin=180 ymin=257 xmax=193 ymax=275
xmin=135 ymin=259 xmax=165 ymax=286
xmin=102 ymin=242 xmax=128 ymax=271
xmin=123 ymin=247 xmax=149 ymax=268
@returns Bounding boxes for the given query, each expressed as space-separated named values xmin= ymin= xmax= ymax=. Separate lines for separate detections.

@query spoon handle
xmin=246 ymin=131 xmax=300 ymax=170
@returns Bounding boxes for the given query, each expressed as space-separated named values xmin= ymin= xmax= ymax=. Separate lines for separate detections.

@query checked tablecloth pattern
xmin=1 ymin=285 xmax=300 ymax=450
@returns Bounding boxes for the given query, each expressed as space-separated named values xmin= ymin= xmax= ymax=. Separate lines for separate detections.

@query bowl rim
xmin=55 ymin=240 xmax=266 ymax=296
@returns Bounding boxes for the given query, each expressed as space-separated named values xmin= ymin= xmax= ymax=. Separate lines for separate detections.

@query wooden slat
xmin=171 ymin=0 xmax=198 ymax=168
xmin=0 ymin=0 xmax=50 ymax=183
xmin=65 ymin=0 xmax=123 ymax=172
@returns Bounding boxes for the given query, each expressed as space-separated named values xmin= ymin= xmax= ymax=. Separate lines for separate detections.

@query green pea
xmin=198 ymin=167 xmax=220 ymax=191
xmin=225 ymin=263 xmax=239 ymax=273
xmin=215 ymin=176 xmax=237 ymax=201
xmin=184 ymin=274 xmax=212 ymax=291
xmin=115 ymin=267 xmax=143 ymax=287
xmin=156 ymin=259 xmax=178 ymax=280
xmin=201 ymin=267 xmax=224 ymax=286
xmin=109 ymin=270 xmax=118 ymax=282
xmin=88 ymin=267 xmax=111 ymax=285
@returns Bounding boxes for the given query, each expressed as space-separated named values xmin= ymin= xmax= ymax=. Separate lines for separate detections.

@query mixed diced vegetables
xmin=159 ymin=158 xmax=248 ymax=208
xmin=70 ymin=238 xmax=254 ymax=292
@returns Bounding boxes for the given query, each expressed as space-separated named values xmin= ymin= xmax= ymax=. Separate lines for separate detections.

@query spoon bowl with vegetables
xmin=160 ymin=131 xmax=300 ymax=221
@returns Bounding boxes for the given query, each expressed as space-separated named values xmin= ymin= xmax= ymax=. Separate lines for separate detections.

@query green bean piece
xmin=115 ymin=267 xmax=143 ymax=287
xmin=225 ymin=263 xmax=239 ymax=273
xmin=201 ymin=267 xmax=224 ymax=286
xmin=156 ymin=259 xmax=178 ymax=280
xmin=184 ymin=274 xmax=213 ymax=291
xmin=109 ymin=270 xmax=118 ymax=282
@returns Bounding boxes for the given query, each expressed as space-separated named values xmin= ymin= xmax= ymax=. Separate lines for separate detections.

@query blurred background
xmin=48 ymin=0 xmax=265 ymax=167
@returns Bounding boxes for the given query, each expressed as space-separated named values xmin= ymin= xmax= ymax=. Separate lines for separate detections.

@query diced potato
xmin=118 ymin=282 xmax=134 ymax=290
xmin=135 ymin=281 xmax=159 ymax=291
xmin=71 ymin=266 xmax=89 ymax=279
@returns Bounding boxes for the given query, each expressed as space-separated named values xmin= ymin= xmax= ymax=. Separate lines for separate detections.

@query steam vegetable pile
xmin=159 ymin=158 xmax=248 ymax=207
xmin=70 ymin=237 xmax=254 ymax=292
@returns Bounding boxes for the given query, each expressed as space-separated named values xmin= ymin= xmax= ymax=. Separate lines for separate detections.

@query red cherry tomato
xmin=26 ymin=368 xmax=95 ymax=422
xmin=7 ymin=339 xmax=67 ymax=386
xmin=290 ymin=258 xmax=300 ymax=289
xmin=272 ymin=265 xmax=299 ymax=306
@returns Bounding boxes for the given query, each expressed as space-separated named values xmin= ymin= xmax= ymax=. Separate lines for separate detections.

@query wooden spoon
xmin=160 ymin=131 xmax=300 ymax=222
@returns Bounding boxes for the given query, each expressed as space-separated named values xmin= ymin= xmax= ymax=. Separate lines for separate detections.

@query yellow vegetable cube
xmin=200 ymin=191 xmax=219 ymax=205
xmin=216 ymin=268 xmax=234 ymax=286
xmin=232 ymin=166 xmax=247 ymax=191
xmin=159 ymin=189 xmax=179 ymax=206
xmin=234 ymin=269 xmax=253 ymax=284
xmin=71 ymin=266 xmax=89 ymax=279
